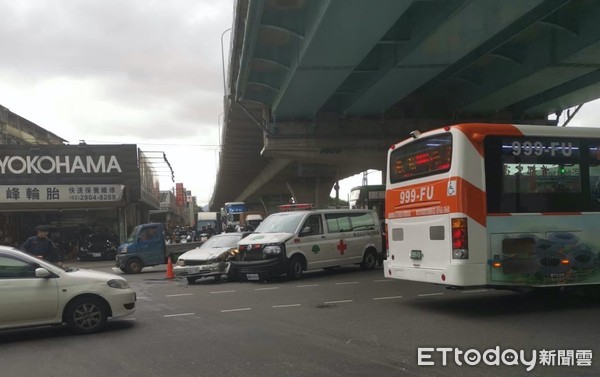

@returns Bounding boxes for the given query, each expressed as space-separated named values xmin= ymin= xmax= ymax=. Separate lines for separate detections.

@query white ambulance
xmin=231 ymin=209 xmax=382 ymax=280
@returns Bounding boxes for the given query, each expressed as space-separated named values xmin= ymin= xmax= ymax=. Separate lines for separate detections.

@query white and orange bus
xmin=384 ymin=123 xmax=600 ymax=289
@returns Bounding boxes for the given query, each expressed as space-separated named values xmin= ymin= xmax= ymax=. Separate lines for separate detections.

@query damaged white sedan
xmin=173 ymin=232 xmax=250 ymax=283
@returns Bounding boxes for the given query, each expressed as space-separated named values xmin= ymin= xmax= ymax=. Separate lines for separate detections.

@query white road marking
xmin=373 ymin=279 xmax=393 ymax=283
xmin=272 ymin=304 xmax=302 ymax=308
xmin=417 ymin=293 xmax=444 ymax=297
xmin=254 ymin=287 xmax=280 ymax=291
xmin=460 ymin=289 xmax=488 ymax=294
xmin=296 ymin=284 xmax=319 ymax=288
xmin=210 ymin=290 xmax=237 ymax=294
xmin=373 ymin=296 xmax=403 ymax=301
xmin=324 ymin=300 xmax=353 ymax=304
xmin=335 ymin=281 xmax=359 ymax=285
xmin=164 ymin=313 xmax=195 ymax=318
xmin=166 ymin=293 xmax=194 ymax=297
xmin=221 ymin=308 xmax=252 ymax=313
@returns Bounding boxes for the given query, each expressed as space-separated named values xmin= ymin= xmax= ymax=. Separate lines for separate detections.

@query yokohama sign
xmin=0 ymin=155 xmax=122 ymax=174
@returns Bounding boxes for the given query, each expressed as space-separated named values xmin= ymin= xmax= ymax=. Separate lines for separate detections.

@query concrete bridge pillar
xmin=284 ymin=176 xmax=336 ymax=209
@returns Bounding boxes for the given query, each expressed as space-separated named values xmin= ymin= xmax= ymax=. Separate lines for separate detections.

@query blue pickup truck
xmin=115 ymin=223 xmax=201 ymax=274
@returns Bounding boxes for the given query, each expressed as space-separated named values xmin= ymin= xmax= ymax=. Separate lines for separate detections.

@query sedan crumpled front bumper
xmin=173 ymin=261 xmax=230 ymax=279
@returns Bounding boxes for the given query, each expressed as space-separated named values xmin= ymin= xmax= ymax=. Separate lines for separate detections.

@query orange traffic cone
xmin=166 ymin=256 xmax=175 ymax=279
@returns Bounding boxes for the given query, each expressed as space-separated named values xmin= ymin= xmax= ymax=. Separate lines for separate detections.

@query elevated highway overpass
xmin=210 ymin=0 xmax=600 ymax=212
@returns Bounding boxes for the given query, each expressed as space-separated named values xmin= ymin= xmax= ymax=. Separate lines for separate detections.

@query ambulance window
xmin=348 ymin=212 xmax=375 ymax=230
xmin=300 ymin=215 xmax=323 ymax=236
xmin=325 ymin=213 xmax=351 ymax=233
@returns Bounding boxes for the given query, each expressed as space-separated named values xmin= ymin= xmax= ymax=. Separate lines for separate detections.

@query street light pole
xmin=218 ymin=112 xmax=224 ymax=150
xmin=221 ymin=28 xmax=232 ymax=96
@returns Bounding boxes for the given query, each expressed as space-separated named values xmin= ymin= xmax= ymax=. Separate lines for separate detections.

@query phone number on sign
xmin=68 ymin=194 xmax=118 ymax=201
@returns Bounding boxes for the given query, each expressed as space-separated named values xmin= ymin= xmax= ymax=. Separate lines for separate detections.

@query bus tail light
xmin=451 ymin=217 xmax=468 ymax=259
xmin=384 ymin=223 xmax=389 ymax=257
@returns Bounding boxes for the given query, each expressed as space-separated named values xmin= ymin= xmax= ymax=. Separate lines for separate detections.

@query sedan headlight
xmin=228 ymin=248 xmax=239 ymax=257
xmin=107 ymin=279 xmax=130 ymax=289
xmin=263 ymin=245 xmax=282 ymax=256
xmin=177 ymin=259 xmax=186 ymax=266
xmin=120 ymin=247 xmax=128 ymax=254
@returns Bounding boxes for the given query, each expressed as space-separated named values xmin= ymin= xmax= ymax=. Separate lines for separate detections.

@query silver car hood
xmin=179 ymin=247 xmax=232 ymax=261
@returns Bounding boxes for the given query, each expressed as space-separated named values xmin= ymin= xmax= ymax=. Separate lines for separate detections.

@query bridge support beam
xmin=235 ymin=158 xmax=292 ymax=202
xmin=284 ymin=176 xmax=336 ymax=209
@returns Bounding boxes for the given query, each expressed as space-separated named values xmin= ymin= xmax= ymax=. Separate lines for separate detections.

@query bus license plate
xmin=410 ymin=250 xmax=422 ymax=260
xmin=246 ymin=273 xmax=260 ymax=281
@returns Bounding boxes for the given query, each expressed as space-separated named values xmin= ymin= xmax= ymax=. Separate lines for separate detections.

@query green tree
xmin=328 ymin=197 xmax=348 ymax=208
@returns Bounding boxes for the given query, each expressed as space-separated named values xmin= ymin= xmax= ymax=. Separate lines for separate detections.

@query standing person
xmin=21 ymin=225 xmax=62 ymax=266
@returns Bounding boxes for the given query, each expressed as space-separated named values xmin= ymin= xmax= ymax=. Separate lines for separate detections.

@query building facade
xmin=0 ymin=105 xmax=160 ymax=257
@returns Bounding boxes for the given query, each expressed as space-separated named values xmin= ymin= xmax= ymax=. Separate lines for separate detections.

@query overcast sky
xmin=0 ymin=0 xmax=235 ymax=205
xmin=1 ymin=0 xmax=600 ymax=205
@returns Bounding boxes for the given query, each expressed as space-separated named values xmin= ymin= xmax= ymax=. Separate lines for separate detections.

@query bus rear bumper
xmin=383 ymin=261 xmax=487 ymax=287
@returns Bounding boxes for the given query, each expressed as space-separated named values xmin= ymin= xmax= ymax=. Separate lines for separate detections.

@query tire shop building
xmin=0 ymin=144 xmax=160 ymax=258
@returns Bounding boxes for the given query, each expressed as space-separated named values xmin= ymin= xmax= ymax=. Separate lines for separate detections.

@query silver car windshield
xmin=201 ymin=234 xmax=241 ymax=248
xmin=254 ymin=212 xmax=306 ymax=234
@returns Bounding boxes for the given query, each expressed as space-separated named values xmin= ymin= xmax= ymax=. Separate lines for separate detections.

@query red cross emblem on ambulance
xmin=337 ymin=239 xmax=347 ymax=255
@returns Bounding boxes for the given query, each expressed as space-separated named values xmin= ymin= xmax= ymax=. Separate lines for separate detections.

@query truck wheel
xmin=125 ymin=259 xmax=143 ymax=274
xmin=214 ymin=275 xmax=222 ymax=283
xmin=288 ymin=255 xmax=304 ymax=280
xmin=360 ymin=249 xmax=378 ymax=270
xmin=65 ymin=296 xmax=108 ymax=334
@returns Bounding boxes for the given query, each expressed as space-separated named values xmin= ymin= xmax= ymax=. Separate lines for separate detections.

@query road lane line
xmin=221 ymin=308 xmax=252 ymax=313
xmin=373 ymin=296 xmax=403 ymax=300
xmin=254 ymin=287 xmax=280 ymax=291
xmin=164 ymin=313 xmax=195 ymax=318
xmin=460 ymin=289 xmax=488 ymax=294
xmin=373 ymin=279 xmax=393 ymax=283
xmin=273 ymin=304 xmax=302 ymax=308
xmin=296 ymin=284 xmax=319 ymax=288
xmin=417 ymin=293 xmax=444 ymax=297
xmin=166 ymin=293 xmax=194 ymax=297
xmin=210 ymin=290 xmax=237 ymax=294
xmin=324 ymin=300 xmax=353 ymax=304
xmin=335 ymin=281 xmax=359 ymax=285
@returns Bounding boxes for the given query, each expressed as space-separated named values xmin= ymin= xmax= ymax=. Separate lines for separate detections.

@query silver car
xmin=173 ymin=232 xmax=250 ymax=283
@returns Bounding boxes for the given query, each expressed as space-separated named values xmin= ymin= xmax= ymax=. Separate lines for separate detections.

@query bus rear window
xmin=389 ymin=134 xmax=452 ymax=183
xmin=484 ymin=136 xmax=600 ymax=213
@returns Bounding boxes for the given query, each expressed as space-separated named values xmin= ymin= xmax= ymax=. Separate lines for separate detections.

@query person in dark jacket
xmin=21 ymin=225 xmax=62 ymax=266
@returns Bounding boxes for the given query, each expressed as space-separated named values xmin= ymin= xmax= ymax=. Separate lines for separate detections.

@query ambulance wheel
xmin=288 ymin=255 xmax=304 ymax=280
xmin=360 ymin=249 xmax=378 ymax=270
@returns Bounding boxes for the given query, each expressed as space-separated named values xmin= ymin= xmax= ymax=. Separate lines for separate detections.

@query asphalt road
xmin=1 ymin=261 xmax=599 ymax=377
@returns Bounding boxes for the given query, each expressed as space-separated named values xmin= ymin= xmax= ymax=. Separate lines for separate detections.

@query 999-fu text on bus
xmin=384 ymin=123 xmax=600 ymax=290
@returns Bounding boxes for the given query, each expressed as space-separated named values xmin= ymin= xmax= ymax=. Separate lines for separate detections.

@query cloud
xmin=0 ymin=0 xmax=233 ymax=204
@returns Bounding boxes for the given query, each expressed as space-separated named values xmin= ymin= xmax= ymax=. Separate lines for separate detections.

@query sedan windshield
xmin=201 ymin=234 xmax=241 ymax=248
xmin=254 ymin=212 xmax=306 ymax=234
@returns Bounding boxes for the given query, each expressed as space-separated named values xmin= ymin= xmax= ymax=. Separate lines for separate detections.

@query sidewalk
xmin=63 ymin=258 xmax=117 ymax=269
